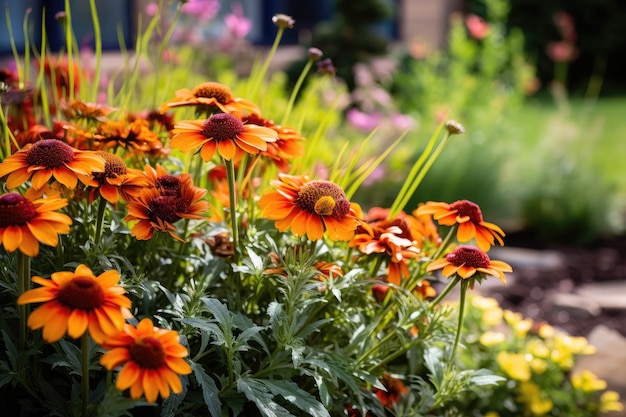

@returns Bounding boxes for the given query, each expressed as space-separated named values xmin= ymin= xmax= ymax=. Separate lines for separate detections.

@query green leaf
xmin=262 ymin=379 xmax=331 ymax=417
xmin=191 ymin=362 xmax=222 ymax=417
xmin=97 ymin=384 xmax=150 ymax=417
xmin=237 ymin=377 xmax=292 ymax=417
xmin=160 ymin=374 xmax=189 ymax=417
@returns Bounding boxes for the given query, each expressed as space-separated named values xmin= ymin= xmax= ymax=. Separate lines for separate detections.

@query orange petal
xmin=100 ymin=347 xmax=131 ymax=370
xmin=117 ymin=361 xmax=142 ymax=390
xmin=3 ymin=225 xmax=23 ymax=252
xmin=52 ymin=167 xmax=79 ymax=189
xmin=17 ymin=287 xmax=57 ymax=304
xmin=67 ymin=308 xmax=89 ymax=338
xmin=217 ymin=139 xmax=237 ymax=160
xmin=199 ymin=140 xmax=217 ymax=162
xmin=30 ymin=169 xmax=54 ymax=190
xmin=456 ymin=222 xmax=476 ymax=243
xmin=165 ymin=357 xmax=192 ymax=375
xmin=142 ymin=369 xmax=160 ymax=403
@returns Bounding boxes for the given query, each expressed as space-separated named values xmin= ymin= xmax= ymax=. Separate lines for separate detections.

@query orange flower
xmin=0 ymin=193 xmax=72 ymax=256
xmin=373 ymin=374 xmax=409 ymax=409
xmin=16 ymin=264 xmax=131 ymax=343
xmin=427 ymin=245 xmax=512 ymax=285
xmin=171 ymin=113 xmax=278 ymax=162
xmin=160 ymin=81 xmax=260 ymax=116
xmin=350 ymin=209 xmax=422 ymax=285
xmin=0 ymin=139 xmax=105 ymax=190
xmin=415 ymin=200 xmax=504 ymax=251
xmin=124 ymin=172 xmax=208 ymax=242
xmin=100 ymin=318 xmax=192 ymax=403
xmin=94 ymin=118 xmax=162 ymax=155
xmin=61 ymin=99 xmax=116 ymax=123
xmin=89 ymin=151 xmax=147 ymax=204
xmin=258 ymin=174 xmax=360 ymax=241
xmin=243 ymin=113 xmax=305 ymax=172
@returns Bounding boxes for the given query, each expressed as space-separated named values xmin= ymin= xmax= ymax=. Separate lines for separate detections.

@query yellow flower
xmin=599 ymin=391 xmax=624 ymax=413
xmin=529 ymin=358 xmax=547 ymax=375
xmin=526 ymin=340 xmax=550 ymax=359
xmin=479 ymin=331 xmax=506 ymax=347
xmin=571 ymin=370 xmax=607 ymax=392
xmin=519 ymin=381 xmax=553 ymax=416
xmin=496 ymin=351 xmax=531 ymax=381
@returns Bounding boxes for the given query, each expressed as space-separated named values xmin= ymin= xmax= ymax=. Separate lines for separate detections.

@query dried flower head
xmin=272 ymin=13 xmax=295 ymax=29
xmin=445 ymin=120 xmax=465 ymax=134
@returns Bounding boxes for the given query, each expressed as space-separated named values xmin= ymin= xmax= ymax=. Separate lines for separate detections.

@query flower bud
xmin=445 ymin=120 xmax=465 ymax=134
xmin=272 ymin=14 xmax=295 ymax=29
xmin=307 ymin=47 xmax=323 ymax=61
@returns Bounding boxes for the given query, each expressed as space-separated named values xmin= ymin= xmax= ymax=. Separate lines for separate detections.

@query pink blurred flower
xmin=547 ymin=41 xmax=579 ymax=62
xmin=465 ymin=14 xmax=489 ymax=40
xmin=181 ymin=0 xmax=220 ymax=23
xmin=224 ymin=3 xmax=252 ymax=39
xmin=390 ymin=113 xmax=415 ymax=131
xmin=145 ymin=2 xmax=159 ymax=16
xmin=346 ymin=108 xmax=383 ymax=132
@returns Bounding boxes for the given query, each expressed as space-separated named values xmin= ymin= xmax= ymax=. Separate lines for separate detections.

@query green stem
xmin=88 ymin=0 xmax=102 ymax=103
xmin=448 ymin=279 xmax=469 ymax=364
xmin=280 ymin=59 xmax=314 ymax=126
xmin=17 ymin=252 xmax=31 ymax=351
xmin=430 ymin=275 xmax=460 ymax=307
xmin=224 ymin=159 xmax=240 ymax=265
xmin=248 ymin=27 xmax=285 ymax=102
xmin=94 ymin=196 xmax=107 ymax=244
xmin=431 ymin=225 xmax=457 ymax=261
xmin=81 ymin=333 xmax=90 ymax=416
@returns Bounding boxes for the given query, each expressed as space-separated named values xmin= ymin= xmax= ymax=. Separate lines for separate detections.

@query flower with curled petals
xmin=0 ymin=139 xmax=105 ymax=190
xmin=160 ymin=81 xmax=260 ymax=116
xmin=99 ymin=318 xmax=191 ymax=403
xmin=124 ymin=173 xmax=209 ymax=242
xmin=89 ymin=151 xmax=147 ymax=204
xmin=16 ymin=264 xmax=131 ymax=343
xmin=171 ymin=113 xmax=278 ymax=162
xmin=0 ymin=192 xmax=72 ymax=257
xmin=258 ymin=174 xmax=360 ymax=241
xmin=427 ymin=245 xmax=512 ymax=285
xmin=415 ymin=200 xmax=504 ymax=251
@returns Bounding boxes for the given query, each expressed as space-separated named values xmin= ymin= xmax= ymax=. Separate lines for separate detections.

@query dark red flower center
xmin=25 ymin=139 xmax=75 ymax=168
xmin=243 ymin=113 xmax=271 ymax=127
xmin=296 ymin=180 xmax=351 ymax=218
xmin=445 ymin=246 xmax=490 ymax=268
xmin=192 ymin=82 xmax=233 ymax=104
xmin=129 ymin=336 xmax=166 ymax=369
xmin=57 ymin=276 xmax=106 ymax=309
xmin=93 ymin=151 xmax=127 ymax=183
xmin=201 ymin=113 xmax=245 ymax=142
xmin=449 ymin=200 xmax=483 ymax=223
xmin=148 ymin=195 xmax=188 ymax=224
xmin=0 ymin=193 xmax=37 ymax=227
xmin=155 ymin=175 xmax=182 ymax=196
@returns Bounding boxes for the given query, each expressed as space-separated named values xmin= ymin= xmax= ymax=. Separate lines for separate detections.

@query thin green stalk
xmin=448 ymin=279 xmax=469 ymax=364
xmin=430 ymin=275 xmax=460 ymax=307
xmin=81 ymin=333 xmax=90 ymax=416
xmin=247 ymin=27 xmax=285 ymax=102
xmin=5 ymin=4 xmax=24 ymax=82
xmin=88 ymin=0 xmax=102 ymax=103
xmin=151 ymin=3 xmax=183 ymax=108
xmin=431 ymin=225 xmax=457 ymax=261
xmin=280 ymin=59 xmax=314 ymax=126
xmin=94 ymin=196 xmax=107 ymax=244
xmin=224 ymin=159 xmax=240 ymax=265
xmin=390 ymin=127 xmax=450 ymax=217
xmin=64 ymin=0 xmax=76 ymax=100
xmin=17 ymin=252 xmax=31 ymax=350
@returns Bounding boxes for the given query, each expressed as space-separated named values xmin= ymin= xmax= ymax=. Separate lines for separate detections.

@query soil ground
xmin=487 ymin=233 xmax=626 ymax=338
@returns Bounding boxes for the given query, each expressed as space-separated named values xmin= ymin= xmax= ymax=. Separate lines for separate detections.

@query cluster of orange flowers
xmin=1 ymin=59 xmax=512 ymax=408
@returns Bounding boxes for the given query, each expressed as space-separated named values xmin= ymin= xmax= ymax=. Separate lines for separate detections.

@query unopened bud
xmin=445 ymin=120 xmax=465 ymax=134
xmin=55 ymin=11 xmax=67 ymax=24
xmin=272 ymin=14 xmax=295 ymax=29
xmin=307 ymin=47 xmax=323 ymax=61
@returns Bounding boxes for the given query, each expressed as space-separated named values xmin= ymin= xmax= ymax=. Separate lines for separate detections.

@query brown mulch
xmin=485 ymin=233 xmax=626 ymax=338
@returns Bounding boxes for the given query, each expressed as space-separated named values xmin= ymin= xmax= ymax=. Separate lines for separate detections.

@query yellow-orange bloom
xmin=171 ymin=113 xmax=278 ymax=162
xmin=100 ymin=318 xmax=192 ymax=403
xmin=427 ymin=245 xmax=512 ymax=285
xmin=415 ymin=200 xmax=504 ymax=251
xmin=258 ymin=174 xmax=360 ymax=241
xmin=160 ymin=81 xmax=260 ymax=116
xmin=89 ymin=151 xmax=147 ymax=204
xmin=0 ymin=139 xmax=105 ymax=190
xmin=0 ymin=192 xmax=72 ymax=256
xmin=125 ymin=172 xmax=209 ymax=242
xmin=17 ymin=264 xmax=131 ymax=343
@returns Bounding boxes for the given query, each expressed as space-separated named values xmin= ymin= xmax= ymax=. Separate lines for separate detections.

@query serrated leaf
xmin=201 ymin=298 xmax=232 ymax=325
xmin=191 ymin=362 xmax=222 ymax=417
xmin=161 ymin=374 xmax=189 ymax=417
xmin=262 ymin=379 xmax=331 ymax=417
xmin=237 ymin=377 xmax=292 ymax=417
